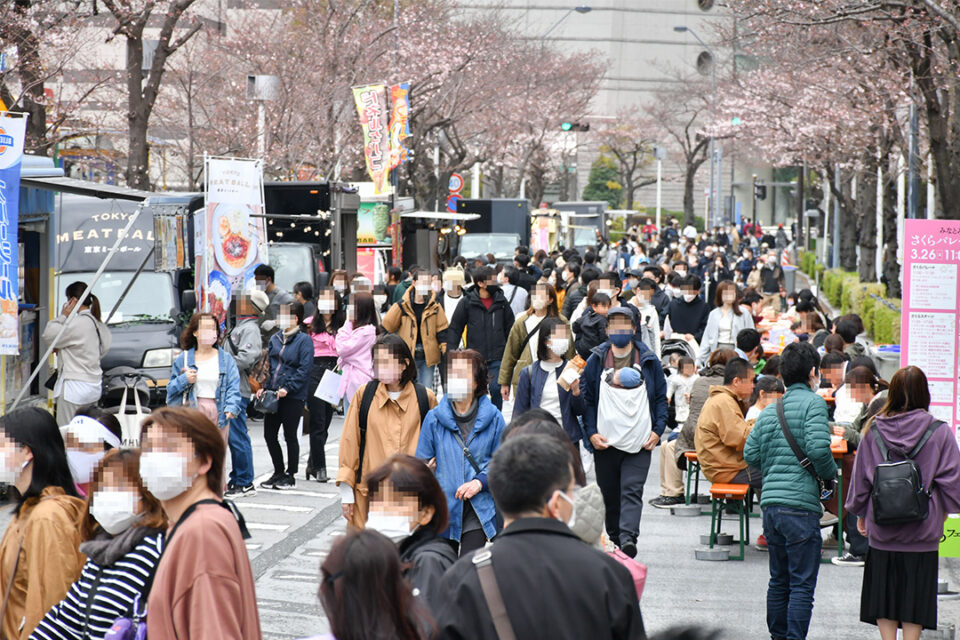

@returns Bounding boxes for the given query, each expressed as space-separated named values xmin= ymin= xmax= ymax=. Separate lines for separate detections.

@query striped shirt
xmin=31 ymin=532 xmax=163 ymax=640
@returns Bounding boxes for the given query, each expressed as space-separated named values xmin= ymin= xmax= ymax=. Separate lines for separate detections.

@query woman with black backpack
xmin=336 ymin=334 xmax=437 ymax=530
xmin=846 ymin=366 xmax=960 ymax=640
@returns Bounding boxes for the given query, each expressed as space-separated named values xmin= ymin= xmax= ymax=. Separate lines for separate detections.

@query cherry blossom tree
xmin=592 ymin=106 xmax=658 ymax=210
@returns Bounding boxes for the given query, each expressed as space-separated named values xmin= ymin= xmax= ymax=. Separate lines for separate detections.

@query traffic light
xmin=753 ymin=184 xmax=767 ymax=201
xmin=560 ymin=122 xmax=590 ymax=132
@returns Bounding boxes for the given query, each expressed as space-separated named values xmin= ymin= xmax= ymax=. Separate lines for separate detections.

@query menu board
xmin=901 ymin=220 xmax=960 ymax=446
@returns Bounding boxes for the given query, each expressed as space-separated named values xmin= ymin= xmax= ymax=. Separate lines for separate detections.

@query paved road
xmin=2 ymin=404 xmax=959 ymax=639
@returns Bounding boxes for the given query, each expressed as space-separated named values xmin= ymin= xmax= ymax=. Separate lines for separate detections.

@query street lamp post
xmin=541 ymin=5 xmax=591 ymax=46
xmin=674 ymin=26 xmax=718 ymax=230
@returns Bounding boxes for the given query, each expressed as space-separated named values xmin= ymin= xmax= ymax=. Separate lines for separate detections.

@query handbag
xmin=314 ymin=369 xmax=344 ymax=406
xmin=255 ymin=389 xmax=279 ymax=414
xmin=117 ymin=386 xmax=148 ymax=447
xmin=608 ymin=548 xmax=647 ymax=600
xmin=775 ymin=399 xmax=836 ymax=500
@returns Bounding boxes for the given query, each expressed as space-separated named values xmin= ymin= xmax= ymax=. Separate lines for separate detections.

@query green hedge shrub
xmin=812 ymin=267 xmax=901 ymax=345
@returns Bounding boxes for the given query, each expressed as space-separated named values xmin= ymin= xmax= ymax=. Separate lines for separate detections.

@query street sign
xmin=448 ymin=173 xmax=464 ymax=194
xmin=446 ymin=194 xmax=461 ymax=213
xmin=654 ymin=146 xmax=666 ymax=161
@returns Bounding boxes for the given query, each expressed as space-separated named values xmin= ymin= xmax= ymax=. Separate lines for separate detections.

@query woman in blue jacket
xmin=513 ymin=317 xmax=584 ymax=446
xmin=167 ymin=313 xmax=241 ymax=444
xmin=256 ymin=302 xmax=314 ymax=491
xmin=416 ymin=349 xmax=506 ymax=556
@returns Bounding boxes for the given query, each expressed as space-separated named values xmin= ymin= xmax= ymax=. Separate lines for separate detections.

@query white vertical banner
xmin=200 ymin=157 xmax=268 ymax=327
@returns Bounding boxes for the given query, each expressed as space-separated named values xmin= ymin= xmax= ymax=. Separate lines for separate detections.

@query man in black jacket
xmin=666 ymin=274 xmax=709 ymax=344
xmin=446 ymin=265 xmax=515 ymax=409
xmin=434 ymin=434 xmax=646 ymax=640
xmin=513 ymin=253 xmax=538 ymax=292
xmin=641 ymin=265 xmax=670 ymax=327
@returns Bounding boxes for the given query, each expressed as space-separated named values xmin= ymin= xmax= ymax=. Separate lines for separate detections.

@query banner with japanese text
xmin=0 ymin=113 xmax=27 ymax=355
xmin=388 ymin=82 xmax=411 ymax=170
xmin=353 ymin=83 xmax=389 ymax=194
xmin=901 ymin=219 xmax=960 ymax=442
xmin=200 ymin=157 xmax=268 ymax=327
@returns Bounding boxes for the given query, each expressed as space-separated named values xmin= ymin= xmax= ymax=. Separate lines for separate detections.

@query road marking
xmin=237 ymin=503 xmax=313 ymax=513
xmin=257 ymin=489 xmax=337 ymax=499
xmin=246 ymin=522 xmax=289 ymax=532
xmin=246 ymin=543 xmax=262 ymax=551
xmin=273 ymin=572 xmax=319 ymax=583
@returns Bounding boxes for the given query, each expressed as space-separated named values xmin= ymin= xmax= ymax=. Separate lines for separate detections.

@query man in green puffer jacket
xmin=744 ymin=341 xmax=836 ymax=640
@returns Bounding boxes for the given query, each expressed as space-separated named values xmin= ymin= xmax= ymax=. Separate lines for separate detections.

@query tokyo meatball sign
xmin=199 ymin=156 xmax=268 ymax=326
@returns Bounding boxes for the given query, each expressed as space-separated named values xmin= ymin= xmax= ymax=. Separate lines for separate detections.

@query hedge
xmin=797 ymin=252 xmax=901 ymax=345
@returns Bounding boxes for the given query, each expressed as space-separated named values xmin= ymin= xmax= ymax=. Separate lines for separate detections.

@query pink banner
xmin=901 ymin=219 xmax=960 ymax=441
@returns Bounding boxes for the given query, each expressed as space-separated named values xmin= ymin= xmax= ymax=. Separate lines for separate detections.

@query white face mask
xmin=415 ymin=284 xmax=431 ymax=296
xmin=365 ymin=512 xmax=412 ymax=542
xmin=531 ymin=296 xmax=547 ymax=311
xmin=597 ymin=289 xmax=614 ymax=300
xmin=91 ymin=489 xmax=143 ymax=535
xmin=556 ymin=489 xmax=576 ymax=528
xmin=67 ymin=450 xmax=105 ymax=485
xmin=444 ymin=281 xmax=459 ymax=293
xmin=374 ymin=295 xmax=387 ymax=308
xmin=139 ymin=451 xmax=194 ymax=501
xmin=635 ymin=295 xmax=651 ymax=307
xmin=317 ymin=300 xmax=335 ymax=314
xmin=446 ymin=377 xmax=471 ymax=402
xmin=549 ymin=338 xmax=570 ymax=357
xmin=432 ymin=282 xmax=443 ymax=293
xmin=683 ymin=294 xmax=697 ymax=303
xmin=0 ymin=449 xmax=26 ymax=484
xmin=333 ymin=283 xmax=346 ymax=293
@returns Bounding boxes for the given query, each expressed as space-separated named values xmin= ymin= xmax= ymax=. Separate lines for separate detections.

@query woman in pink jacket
xmin=336 ymin=292 xmax=379 ymax=412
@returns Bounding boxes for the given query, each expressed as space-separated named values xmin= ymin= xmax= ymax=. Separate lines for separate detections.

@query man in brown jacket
xmin=381 ymin=269 xmax=449 ymax=388
xmin=694 ymin=358 xmax=761 ymax=491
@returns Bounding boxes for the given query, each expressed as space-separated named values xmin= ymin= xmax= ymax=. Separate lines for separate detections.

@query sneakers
xmin=831 ymin=552 xmax=865 ymax=567
xmin=755 ymin=534 xmax=768 ymax=551
xmin=649 ymin=495 xmax=686 ymax=509
xmin=274 ymin=473 xmax=296 ymax=490
xmin=225 ymin=484 xmax=256 ymax=498
xmin=259 ymin=473 xmax=284 ymax=490
xmin=620 ymin=539 xmax=638 ymax=559
xmin=820 ymin=513 xmax=839 ymax=528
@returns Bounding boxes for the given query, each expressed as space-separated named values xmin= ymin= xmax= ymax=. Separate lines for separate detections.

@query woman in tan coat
xmin=337 ymin=334 xmax=438 ymax=529
xmin=380 ymin=270 xmax=449 ymax=388
xmin=0 ymin=407 xmax=85 ymax=640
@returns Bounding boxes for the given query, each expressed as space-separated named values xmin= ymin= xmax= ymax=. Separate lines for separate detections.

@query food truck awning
xmin=20 ymin=175 xmax=153 ymax=201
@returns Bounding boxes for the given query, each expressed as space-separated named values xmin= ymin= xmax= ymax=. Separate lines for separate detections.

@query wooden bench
xmin=708 ymin=483 xmax=751 ymax=561
xmin=683 ymin=451 xmax=701 ymax=506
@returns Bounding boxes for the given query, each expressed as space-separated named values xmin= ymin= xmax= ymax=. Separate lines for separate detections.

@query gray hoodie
xmin=226 ymin=317 xmax=262 ymax=397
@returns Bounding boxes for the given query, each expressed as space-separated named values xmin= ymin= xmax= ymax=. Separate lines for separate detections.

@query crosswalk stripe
xmin=246 ymin=523 xmax=289 ymax=531
xmin=257 ymin=489 xmax=337 ymax=499
xmin=237 ymin=503 xmax=313 ymax=513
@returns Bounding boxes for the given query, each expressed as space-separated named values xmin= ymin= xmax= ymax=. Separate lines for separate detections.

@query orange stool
xmin=708 ymin=483 xmax=750 ymax=561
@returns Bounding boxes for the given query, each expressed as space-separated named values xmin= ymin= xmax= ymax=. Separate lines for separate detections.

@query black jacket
xmin=667 ymin=296 xmax=710 ymax=343
xmin=573 ymin=308 xmax=609 ymax=360
xmin=446 ymin=287 xmax=515 ymax=362
xmin=516 ymin=270 xmax=538 ymax=292
xmin=650 ymin=288 xmax=671 ymax=326
xmin=562 ymin=283 xmax=587 ymax=319
xmin=434 ymin=518 xmax=646 ymax=640
xmin=399 ymin=529 xmax=458 ymax=616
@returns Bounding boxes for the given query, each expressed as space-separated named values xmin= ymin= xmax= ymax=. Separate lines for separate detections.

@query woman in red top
xmin=307 ymin=286 xmax=345 ymax=482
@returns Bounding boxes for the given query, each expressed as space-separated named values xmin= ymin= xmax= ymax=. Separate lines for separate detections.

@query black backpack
xmin=870 ymin=419 xmax=944 ymax=525
xmin=356 ymin=382 xmax=430 ymax=484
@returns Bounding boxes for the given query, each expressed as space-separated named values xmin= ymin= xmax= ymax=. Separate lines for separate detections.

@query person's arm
xmin=166 ymin=353 xmax=189 ymax=405
xmin=844 ymin=440 xmax=873 ymax=517
xmin=170 ymin=571 xmax=248 ymax=639
xmin=380 ymin=302 xmax=402 ymax=333
xmin=649 ymin=359 xmax=668 ymax=437
xmin=581 ymin=355 xmax=600 ymax=437
xmin=513 ymin=367 xmax=532 ymax=417
xmin=502 ymin=303 xmax=515 ymax=342
xmin=931 ymin=426 xmax=960 ymax=515
xmin=698 ymin=310 xmax=718 ymax=366
xmin=231 ymin=325 xmax=261 ymax=372
xmin=31 ymin=561 xmax=90 ymax=640
xmin=717 ymin=401 xmax=752 ymax=451
xmin=743 ymin=417 xmax=762 ymax=469
xmin=497 ymin=319 xmax=524 ymax=387
xmin=415 ymin=411 xmax=438 ymax=461
xmin=435 ymin=305 xmax=450 ymax=354
xmin=804 ymin=398 xmax=837 ymax=481
xmin=21 ymin=515 xmax=83 ymax=639
xmin=222 ymin=353 xmax=242 ymax=417
xmin=336 ymin=386 xmax=364 ymax=489
xmin=446 ymin=300 xmax=467 ymax=353
xmin=694 ymin=304 xmax=709 ymax=343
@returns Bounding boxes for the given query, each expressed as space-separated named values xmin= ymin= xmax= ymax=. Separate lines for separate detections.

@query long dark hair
xmin=320 ymin=530 xmax=429 ymax=640
xmin=65 ymin=281 xmax=102 ymax=321
xmin=373 ymin=334 xmax=417 ymax=387
xmin=536 ymin=317 xmax=569 ymax=362
xmin=352 ymin=292 xmax=378 ymax=330
xmin=180 ymin=313 xmax=221 ymax=350
xmin=1 ymin=407 xmax=79 ymax=514
xmin=312 ymin=286 xmax=345 ymax=335
xmin=366 ymin=455 xmax=449 ymax=533
xmin=864 ymin=366 xmax=930 ymax=435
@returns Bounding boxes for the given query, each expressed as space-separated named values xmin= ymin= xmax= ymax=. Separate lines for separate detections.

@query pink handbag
xmin=609 ymin=549 xmax=647 ymax=599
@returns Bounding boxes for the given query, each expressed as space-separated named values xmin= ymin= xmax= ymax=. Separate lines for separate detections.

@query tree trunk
xmin=125 ymin=38 xmax=151 ymax=190
xmin=837 ymin=178 xmax=858 ymax=272
xmin=856 ymin=166 xmax=878 ymax=283
xmin=682 ymin=163 xmax=696 ymax=227
xmin=882 ymin=170 xmax=901 ymax=298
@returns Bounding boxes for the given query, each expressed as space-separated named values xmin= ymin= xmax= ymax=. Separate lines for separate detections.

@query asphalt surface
xmin=2 ymin=403 xmax=959 ymax=639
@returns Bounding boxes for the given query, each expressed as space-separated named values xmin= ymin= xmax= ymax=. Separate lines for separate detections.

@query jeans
xmin=594 ymin=447 xmax=652 ymax=545
xmin=264 ymin=396 xmax=302 ymax=475
xmin=416 ymin=359 xmax=435 ymax=390
xmin=763 ymin=505 xmax=822 ymax=640
xmin=487 ymin=359 xmax=503 ymax=410
xmin=228 ymin=397 xmax=254 ymax=486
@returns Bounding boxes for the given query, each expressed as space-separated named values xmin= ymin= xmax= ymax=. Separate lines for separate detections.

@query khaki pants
xmin=659 ymin=439 xmax=684 ymax=498
xmin=761 ymin=293 xmax=781 ymax=312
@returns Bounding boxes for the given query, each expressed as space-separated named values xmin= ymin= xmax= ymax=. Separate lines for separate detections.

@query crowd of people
xmin=22 ymin=217 xmax=958 ymax=640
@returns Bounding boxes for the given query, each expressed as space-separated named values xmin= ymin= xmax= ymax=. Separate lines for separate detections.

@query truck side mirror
xmin=181 ymin=289 xmax=197 ymax=312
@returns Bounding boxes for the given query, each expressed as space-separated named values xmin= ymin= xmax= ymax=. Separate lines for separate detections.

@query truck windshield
xmin=459 ymin=234 xmax=520 ymax=261
xmin=62 ymin=272 xmax=176 ymax=325
xmin=269 ymin=245 xmax=315 ymax=293
xmin=573 ymin=226 xmax=597 ymax=247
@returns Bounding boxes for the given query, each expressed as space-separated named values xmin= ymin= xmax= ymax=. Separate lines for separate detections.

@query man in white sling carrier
xmin=581 ymin=306 xmax=668 ymax=559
